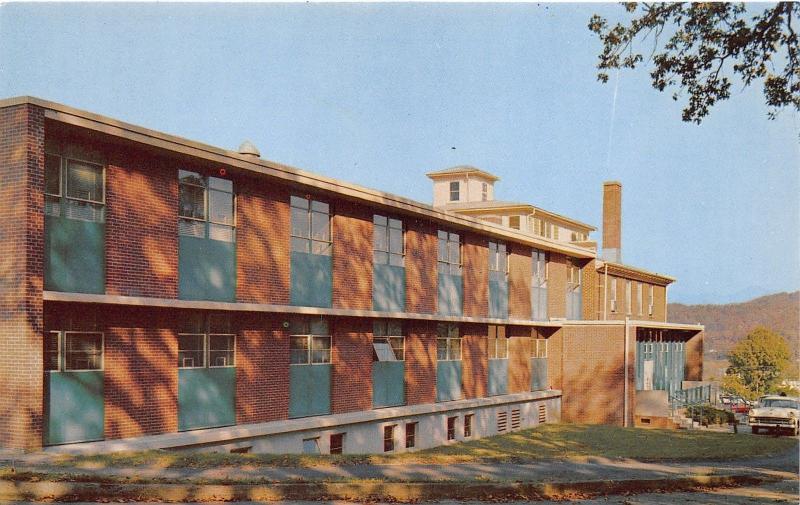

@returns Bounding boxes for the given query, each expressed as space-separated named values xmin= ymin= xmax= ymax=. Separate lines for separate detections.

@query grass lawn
xmin=46 ymin=423 xmax=798 ymax=470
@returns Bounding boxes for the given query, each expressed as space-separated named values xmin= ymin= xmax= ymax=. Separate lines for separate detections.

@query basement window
xmin=329 ymin=433 xmax=344 ymax=455
xmin=446 ymin=416 xmax=457 ymax=440
xmin=383 ymin=425 xmax=395 ymax=452
xmin=464 ymin=414 xmax=474 ymax=438
xmin=405 ymin=422 xmax=417 ymax=448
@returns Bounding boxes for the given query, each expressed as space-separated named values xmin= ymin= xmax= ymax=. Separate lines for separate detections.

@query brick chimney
xmin=602 ymin=181 xmax=622 ymax=263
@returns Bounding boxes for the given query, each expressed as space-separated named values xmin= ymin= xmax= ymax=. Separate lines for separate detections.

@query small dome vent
xmin=238 ymin=140 xmax=261 ymax=158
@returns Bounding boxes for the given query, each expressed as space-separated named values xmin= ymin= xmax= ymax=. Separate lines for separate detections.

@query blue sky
xmin=1 ymin=2 xmax=797 ymax=304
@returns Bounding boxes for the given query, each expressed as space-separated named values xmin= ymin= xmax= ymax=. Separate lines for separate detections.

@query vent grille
xmin=497 ymin=411 xmax=508 ymax=433
xmin=538 ymin=404 xmax=547 ymax=424
xmin=511 ymin=408 xmax=521 ymax=430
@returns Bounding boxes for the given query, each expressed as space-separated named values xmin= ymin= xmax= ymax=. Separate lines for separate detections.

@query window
xmin=449 ymin=181 xmax=460 ymax=201
xmin=373 ymin=215 xmax=404 ymax=267
xmin=178 ymin=313 xmax=235 ymax=369
xmin=437 ymin=231 xmax=461 ymax=275
xmin=610 ymin=278 xmax=618 ymax=313
xmin=481 ymin=182 xmax=488 ymax=201
xmin=464 ymin=414 xmax=474 ymax=437
xmin=567 ymin=260 xmax=581 ymax=289
xmin=487 ymin=325 xmax=508 ymax=359
xmin=329 ymin=433 xmax=344 ymax=455
xmin=290 ymin=195 xmax=331 ymax=255
xmin=488 ymin=242 xmax=508 ymax=276
xmin=405 ymin=422 xmax=417 ymax=448
xmin=45 ymin=154 xmax=105 ymax=222
xmin=446 ymin=416 xmax=457 ymax=440
xmin=532 ymin=249 xmax=547 ymax=286
xmin=373 ymin=320 xmax=404 ymax=361
xmin=625 ymin=280 xmax=632 ymax=315
xmin=289 ymin=318 xmax=331 ymax=365
xmin=533 ymin=218 xmax=553 ymax=238
xmin=436 ymin=323 xmax=461 ymax=361
xmin=45 ymin=331 xmax=104 ymax=372
xmin=571 ymin=231 xmax=587 ymax=242
xmin=509 ymin=215 xmax=520 ymax=230
xmin=532 ymin=330 xmax=548 ymax=358
xmin=178 ymin=170 xmax=235 ymax=242
xmin=383 ymin=425 xmax=395 ymax=452
xmin=637 ymin=282 xmax=643 ymax=316
xmin=302 ymin=437 xmax=320 ymax=454
xmin=648 ymin=285 xmax=654 ymax=316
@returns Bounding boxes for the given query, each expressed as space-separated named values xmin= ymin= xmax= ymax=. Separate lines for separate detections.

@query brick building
xmin=0 ymin=97 xmax=704 ymax=453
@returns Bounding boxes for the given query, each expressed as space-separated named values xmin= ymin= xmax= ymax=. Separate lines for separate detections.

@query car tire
xmin=751 ymin=427 xmax=759 ymax=434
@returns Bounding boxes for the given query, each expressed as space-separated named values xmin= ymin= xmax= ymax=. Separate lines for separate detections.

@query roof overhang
xmin=2 ymin=96 xmax=597 ymax=259
xmin=598 ymin=260 xmax=675 ymax=286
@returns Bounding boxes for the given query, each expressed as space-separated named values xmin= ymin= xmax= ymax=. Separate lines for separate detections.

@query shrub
xmin=687 ymin=405 xmax=736 ymax=425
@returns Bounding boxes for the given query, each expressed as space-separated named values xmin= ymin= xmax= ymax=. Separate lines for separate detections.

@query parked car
xmin=748 ymin=395 xmax=800 ymax=436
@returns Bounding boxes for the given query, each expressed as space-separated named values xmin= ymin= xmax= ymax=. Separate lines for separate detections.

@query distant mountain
xmin=669 ymin=291 xmax=799 ymax=359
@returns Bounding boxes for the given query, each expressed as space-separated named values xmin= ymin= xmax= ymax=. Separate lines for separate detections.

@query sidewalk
xmin=0 ymin=447 xmax=797 ymax=502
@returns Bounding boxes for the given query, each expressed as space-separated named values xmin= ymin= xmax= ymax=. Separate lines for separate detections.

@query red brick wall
xmin=509 ymin=246 xmax=532 ymax=319
xmin=582 ymin=259 xmax=598 ymax=320
xmin=508 ymin=326 xmax=531 ymax=393
xmin=106 ymin=152 xmax=178 ymax=298
xmin=0 ymin=104 xmax=44 ymax=450
xmin=236 ymin=179 xmax=290 ymax=304
xmin=406 ymin=219 xmax=437 ymax=314
xmin=560 ymin=325 xmax=633 ymax=426
xmin=546 ymin=328 xmax=564 ymax=390
xmin=103 ymin=306 xmax=178 ymax=439
xmin=331 ymin=317 xmax=372 ymax=413
xmin=236 ymin=313 xmax=290 ymax=423
xmin=685 ymin=331 xmax=704 ymax=381
xmin=405 ymin=320 xmax=436 ymax=405
xmin=462 ymin=233 xmax=488 ymax=318
xmin=332 ymin=202 xmax=373 ymax=310
xmin=461 ymin=323 xmax=487 ymax=399
xmin=548 ymin=253 xmax=567 ymax=319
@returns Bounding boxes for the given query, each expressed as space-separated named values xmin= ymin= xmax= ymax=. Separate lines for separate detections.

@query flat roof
xmin=426 ymin=165 xmax=500 ymax=182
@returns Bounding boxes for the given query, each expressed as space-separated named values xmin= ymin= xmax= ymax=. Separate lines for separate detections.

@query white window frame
xmin=373 ymin=320 xmax=405 ymax=361
xmin=532 ymin=335 xmax=548 ymax=358
xmin=436 ymin=323 xmax=462 ymax=361
xmin=481 ymin=182 xmax=488 ymax=201
xmin=488 ymin=325 xmax=508 ymax=360
xmin=610 ymin=278 xmax=618 ymax=313
xmin=178 ymin=170 xmax=236 ymax=240
xmin=625 ymin=280 xmax=632 ymax=315
xmin=177 ymin=315 xmax=236 ymax=369
xmin=45 ymin=154 xmax=106 ymax=221
xmin=46 ymin=331 xmax=105 ymax=372
xmin=290 ymin=195 xmax=331 ymax=255
xmin=289 ymin=318 xmax=332 ymax=365
xmin=648 ymin=285 xmax=655 ymax=316
xmin=449 ymin=181 xmax=460 ymax=201
xmin=488 ymin=241 xmax=508 ymax=276
xmin=373 ymin=214 xmax=404 ymax=267
xmin=437 ymin=230 xmax=462 ymax=276
xmin=637 ymin=282 xmax=643 ymax=316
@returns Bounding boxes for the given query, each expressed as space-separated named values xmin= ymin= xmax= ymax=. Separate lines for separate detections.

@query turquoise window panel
xmin=178 ymin=367 xmax=236 ymax=431
xmin=436 ymin=361 xmax=463 ymax=402
xmin=437 ymin=273 xmax=463 ymax=316
xmin=372 ymin=361 xmax=405 ymax=408
xmin=532 ymin=286 xmax=548 ymax=321
xmin=566 ymin=290 xmax=583 ymax=320
xmin=289 ymin=364 xmax=331 ymax=418
xmin=178 ymin=235 xmax=236 ymax=302
xmin=290 ymin=252 xmax=332 ymax=308
xmin=45 ymin=371 xmax=104 ymax=445
xmin=488 ymin=358 xmax=509 ymax=396
xmin=373 ymin=263 xmax=406 ymax=312
xmin=530 ymin=357 xmax=548 ymax=391
xmin=44 ymin=215 xmax=105 ymax=294
xmin=489 ymin=271 xmax=508 ymax=319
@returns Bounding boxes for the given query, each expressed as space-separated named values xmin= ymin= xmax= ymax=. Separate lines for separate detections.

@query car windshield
xmin=761 ymin=399 xmax=799 ymax=409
